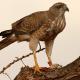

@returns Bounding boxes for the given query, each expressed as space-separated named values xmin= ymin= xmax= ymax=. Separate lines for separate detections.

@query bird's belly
xmin=40 ymin=32 xmax=57 ymax=41
xmin=31 ymin=26 xmax=57 ymax=41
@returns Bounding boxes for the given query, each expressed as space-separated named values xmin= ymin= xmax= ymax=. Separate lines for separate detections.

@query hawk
xmin=0 ymin=2 xmax=69 ymax=72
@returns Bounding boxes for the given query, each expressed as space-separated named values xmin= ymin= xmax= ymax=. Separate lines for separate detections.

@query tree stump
xmin=14 ymin=57 xmax=80 ymax=80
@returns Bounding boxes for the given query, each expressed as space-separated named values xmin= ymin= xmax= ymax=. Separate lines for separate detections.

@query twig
xmin=3 ymin=72 xmax=12 ymax=80
xmin=20 ymin=59 xmax=26 ymax=67
xmin=0 ymin=48 xmax=45 ymax=74
xmin=39 ymin=42 xmax=41 ymax=50
xmin=15 ymin=57 xmax=26 ymax=67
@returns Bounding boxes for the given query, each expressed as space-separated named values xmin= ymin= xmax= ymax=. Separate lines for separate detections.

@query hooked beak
xmin=66 ymin=7 xmax=69 ymax=12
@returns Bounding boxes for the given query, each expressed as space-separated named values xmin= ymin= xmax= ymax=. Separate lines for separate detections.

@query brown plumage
xmin=0 ymin=2 xmax=69 ymax=72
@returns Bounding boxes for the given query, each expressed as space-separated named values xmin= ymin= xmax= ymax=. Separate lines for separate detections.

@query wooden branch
xmin=14 ymin=57 xmax=80 ymax=80
xmin=3 ymin=73 xmax=12 ymax=80
xmin=0 ymin=48 xmax=45 ymax=74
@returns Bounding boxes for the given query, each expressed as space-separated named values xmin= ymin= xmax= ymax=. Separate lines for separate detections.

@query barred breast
xmin=30 ymin=15 xmax=66 ymax=41
xmin=54 ymin=15 xmax=66 ymax=34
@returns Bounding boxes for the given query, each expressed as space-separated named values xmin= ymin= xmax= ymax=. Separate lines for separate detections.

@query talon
xmin=49 ymin=64 xmax=62 ymax=69
xmin=34 ymin=66 xmax=41 ymax=73
xmin=48 ymin=61 xmax=52 ymax=66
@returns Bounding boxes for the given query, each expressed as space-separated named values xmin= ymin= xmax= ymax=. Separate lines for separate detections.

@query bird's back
xmin=12 ymin=11 xmax=48 ymax=35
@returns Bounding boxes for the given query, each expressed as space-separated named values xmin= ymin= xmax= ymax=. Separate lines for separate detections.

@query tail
xmin=0 ymin=30 xmax=17 ymax=50
xmin=0 ymin=29 xmax=13 ymax=38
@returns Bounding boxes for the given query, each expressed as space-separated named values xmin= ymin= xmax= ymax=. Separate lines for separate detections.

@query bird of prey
xmin=0 ymin=2 xmax=69 ymax=72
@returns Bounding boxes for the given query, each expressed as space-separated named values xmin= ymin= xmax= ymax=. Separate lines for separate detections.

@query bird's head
xmin=49 ymin=2 xmax=69 ymax=16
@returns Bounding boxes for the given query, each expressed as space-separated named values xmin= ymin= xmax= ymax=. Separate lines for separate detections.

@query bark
xmin=14 ymin=57 xmax=80 ymax=80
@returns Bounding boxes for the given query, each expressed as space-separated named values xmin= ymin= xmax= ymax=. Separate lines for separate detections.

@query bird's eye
xmin=56 ymin=5 xmax=63 ymax=9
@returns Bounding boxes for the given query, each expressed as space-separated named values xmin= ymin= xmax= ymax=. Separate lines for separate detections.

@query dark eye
xmin=56 ymin=5 xmax=63 ymax=9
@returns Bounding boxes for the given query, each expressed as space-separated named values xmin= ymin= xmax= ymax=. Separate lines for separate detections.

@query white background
xmin=0 ymin=0 xmax=80 ymax=80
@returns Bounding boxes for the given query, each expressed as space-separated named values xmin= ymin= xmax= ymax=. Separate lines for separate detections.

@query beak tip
xmin=66 ymin=7 xmax=69 ymax=12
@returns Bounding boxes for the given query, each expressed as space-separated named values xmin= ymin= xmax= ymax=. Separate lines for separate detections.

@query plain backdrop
xmin=0 ymin=0 xmax=80 ymax=80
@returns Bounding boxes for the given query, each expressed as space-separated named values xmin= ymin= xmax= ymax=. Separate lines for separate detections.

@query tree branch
xmin=0 ymin=48 xmax=45 ymax=74
xmin=14 ymin=57 xmax=80 ymax=80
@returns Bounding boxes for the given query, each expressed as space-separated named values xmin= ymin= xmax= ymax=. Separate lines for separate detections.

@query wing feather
xmin=12 ymin=11 xmax=48 ymax=34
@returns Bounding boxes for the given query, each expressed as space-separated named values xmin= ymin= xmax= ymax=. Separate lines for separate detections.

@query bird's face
xmin=49 ymin=2 xmax=69 ymax=15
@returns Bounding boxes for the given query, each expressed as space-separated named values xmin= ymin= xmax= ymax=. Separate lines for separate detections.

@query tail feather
xmin=0 ymin=30 xmax=13 ymax=38
xmin=0 ymin=35 xmax=16 ymax=50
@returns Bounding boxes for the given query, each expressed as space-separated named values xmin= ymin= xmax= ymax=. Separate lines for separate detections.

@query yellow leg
xmin=44 ymin=40 xmax=61 ymax=69
xmin=29 ymin=37 xmax=41 ymax=72
xmin=33 ymin=51 xmax=41 ymax=72
xmin=47 ymin=56 xmax=53 ymax=66
xmin=45 ymin=40 xmax=54 ymax=67
xmin=47 ymin=53 xmax=62 ymax=69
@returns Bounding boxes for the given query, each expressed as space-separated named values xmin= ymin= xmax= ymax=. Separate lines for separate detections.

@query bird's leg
xmin=45 ymin=40 xmax=53 ymax=67
xmin=47 ymin=55 xmax=53 ymax=67
xmin=45 ymin=52 xmax=53 ymax=67
xmin=45 ymin=40 xmax=62 ymax=69
xmin=46 ymin=49 xmax=62 ymax=69
xmin=29 ymin=38 xmax=41 ymax=72
xmin=33 ymin=51 xmax=41 ymax=72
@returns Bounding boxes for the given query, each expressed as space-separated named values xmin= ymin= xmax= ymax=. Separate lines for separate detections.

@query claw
xmin=49 ymin=64 xmax=62 ymax=69
xmin=48 ymin=61 xmax=62 ymax=69
xmin=33 ymin=66 xmax=41 ymax=73
xmin=48 ymin=61 xmax=53 ymax=66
